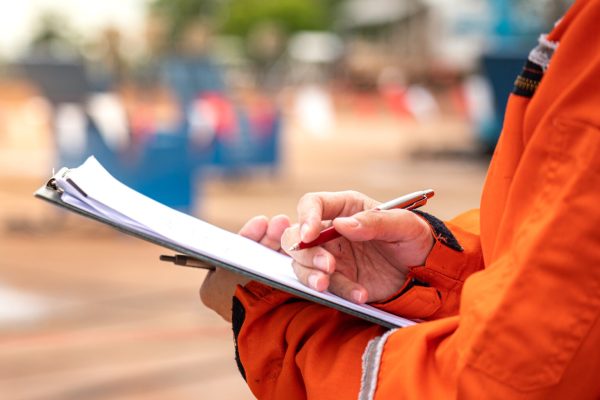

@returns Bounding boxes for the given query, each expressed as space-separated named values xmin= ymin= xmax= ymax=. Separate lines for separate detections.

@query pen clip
xmin=403 ymin=196 xmax=428 ymax=210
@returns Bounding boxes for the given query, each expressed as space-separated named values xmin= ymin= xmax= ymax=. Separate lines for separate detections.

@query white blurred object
xmin=462 ymin=74 xmax=495 ymax=126
xmin=188 ymin=98 xmax=217 ymax=147
xmin=0 ymin=284 xmax=53 ymax=327
xmin=87 ymin=93 xmax=130 ymax=151
xmin=423 ymin=0 xmax=491 ymax=72
xmin=293 ymin=85 xmax=335 ymax=138
xmin=0 ymin=1 xmax=147 ymax=60
xmin=340 ymin=0 xmax=415 ymax=27
xmin=55 ymin=103 xmax=86 ymax=157
xmin=288 ymin=32 xmax=344 ymax=64
xmin=404 ymin=85 xmax=440 ymax=121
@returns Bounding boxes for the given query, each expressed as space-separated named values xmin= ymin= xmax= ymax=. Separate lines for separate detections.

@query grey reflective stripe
xmin=358 ymin=329 xmax=398 ymax=400
xmin=528 ymin=34 xmax=558 ymax=71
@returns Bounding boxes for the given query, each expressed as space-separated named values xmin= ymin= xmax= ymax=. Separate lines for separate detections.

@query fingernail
xmin=338 ymin=217 xmax=360 ymax=228
xmin=300 ymin=224 xmax=310 ymax=241
xmin=308 ymin=274 xmax=320 ymax=290
xmin=313 ymin=255 xmax=329 ymax=272
xmin=351 ymin=290 xmax=365 ymax=303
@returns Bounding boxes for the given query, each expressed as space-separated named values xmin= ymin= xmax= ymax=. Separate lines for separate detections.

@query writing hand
xmin=282 ymin=191 xmax=434 ymax=304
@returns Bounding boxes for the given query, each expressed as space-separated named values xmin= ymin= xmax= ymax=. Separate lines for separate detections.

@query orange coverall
xmin=231 ymin=1 xmax=600 ymax=398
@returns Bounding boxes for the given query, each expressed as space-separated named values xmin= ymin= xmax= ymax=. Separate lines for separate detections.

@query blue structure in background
xmin=161 ymin=56 xmax=226 ymax=106
xmin=211 ymin=108 xmax=282 ymax=174
xmin=160 ymin=56 xmax=282 ymax=175
xmin=478 ymin=0 xmax=547 ymax=150
xmin=19 ymin=56 xmax=282 ymax=214
xmin=479 ymin=53 xmax=527 ymax=149
xmin=90 ymin=120 xmax=196 ymax=213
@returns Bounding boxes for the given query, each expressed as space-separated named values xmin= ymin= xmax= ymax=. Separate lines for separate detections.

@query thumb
xmin=333 ymin=209 xmax=427 ymax=243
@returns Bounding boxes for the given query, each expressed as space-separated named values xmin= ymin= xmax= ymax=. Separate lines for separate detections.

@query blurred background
xmin=0 ymin=0 xmax=570 ymax=398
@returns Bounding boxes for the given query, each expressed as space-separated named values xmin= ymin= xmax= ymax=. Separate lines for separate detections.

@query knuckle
xmin=253 ymin=214 xmax=268 ymax=223
xmin=345 ymin=190 xmax=362 ymax=198
xmin=346 ymin=190 xmax=369 ymax=201
xmin=298 ymin=194 xmax=321 ymax=220
xmin=299 ymin=192 xmax=319 ymax=207
xmin=341 ymin=190 xmax=363 ymax=205
xmin=360 ymin=209 xmax=381 ymax=226
xmin=263 ymin=238 xmax=280 ymax=251
xmin=291 ymin=261 xmax=309 ymax=281
xmin=281 ymin=226 xmax=296 ymax=245
xmin=272 ymin=214 xmax=289 ymax=224
xmin=267 ymin=217 xmax=287 ymax=237
xmin=328 ymin=275 xmax=348 ymax=297
xmin=299 ymin=192 xmax=329 ymax=209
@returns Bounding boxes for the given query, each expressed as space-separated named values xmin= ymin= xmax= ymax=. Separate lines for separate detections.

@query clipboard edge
xmin=34 ymin=183 xmax=414 ymax=329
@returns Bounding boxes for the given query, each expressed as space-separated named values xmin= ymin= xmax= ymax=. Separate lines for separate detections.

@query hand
xmin=282 ymin=191 xmax=434 ymax=304
xmin=200 ymin=214 xmax=290 ymax=321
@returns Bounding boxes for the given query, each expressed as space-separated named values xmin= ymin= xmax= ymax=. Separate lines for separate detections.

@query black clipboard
xmin=35 ymin=174 xmax=414 ymax=329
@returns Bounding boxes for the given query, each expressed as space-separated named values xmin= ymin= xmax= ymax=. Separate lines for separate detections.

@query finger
xmin=281 ymin=224 xmax=300 ymax=252
xmin=328 ymin=273 xmax=368 ymax=304
xmin=297 ymin=191 xmax=377 ymax=242
xmin=281 ymin=221 xmax=333 ymax=251
xmin=282 ymin=228 xmax=336 ymax=273
xmin=292 ymin=261 xmax=330 ymax=291
xmin=238 ymin=215 xmax=269 ymax=241
xmin=333 ymin=209 xmax=427 ymax=243
xmin=260 ymin=214 xmax=291 ymax=251
xmin=296 ymin=248 xmax=335 ymax=273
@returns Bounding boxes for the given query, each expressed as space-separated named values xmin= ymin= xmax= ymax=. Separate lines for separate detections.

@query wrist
xmin=412 ymin=210 xmax=464 ymax=252
xmin=412 ymin=214 xmax=436 ymax=266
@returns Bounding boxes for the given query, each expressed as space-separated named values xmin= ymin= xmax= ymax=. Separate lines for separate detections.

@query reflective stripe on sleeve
xmin=359 ymin=329 xmax=398 ymax=400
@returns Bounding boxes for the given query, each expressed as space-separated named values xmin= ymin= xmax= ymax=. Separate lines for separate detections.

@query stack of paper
xmin=42 ymin=156 xmax=416 ymax=328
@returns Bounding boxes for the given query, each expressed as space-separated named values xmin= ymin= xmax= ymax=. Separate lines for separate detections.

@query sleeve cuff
xmin=412 ymin=210 xmax=463 ymax=252
xmin=231 ymin=282 xmax=297 ymax=381
xmin=238 ymin=280 xmax=297 ymax=305
xmin=372 ymin=211 xmax=483 ymax=320
xmin=371 ymin=276 xmax=442 ymax=319
xmin=231 ymin=296 xmax=247 ymax=380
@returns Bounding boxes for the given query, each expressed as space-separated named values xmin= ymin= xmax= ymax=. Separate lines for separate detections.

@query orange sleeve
xmin=233 ymin=282 xmax=387 ymax=400
xmin=373 ymin=6 xmax=600 ymax=395
xmin=374 ymin=124 xmax=600 ymax=399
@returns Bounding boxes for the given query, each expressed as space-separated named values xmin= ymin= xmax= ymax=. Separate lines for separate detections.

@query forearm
xmin=233 ymin=282 xmax=386 ymax=400
xmin=234 ymin=224 xmax=599 ymax=400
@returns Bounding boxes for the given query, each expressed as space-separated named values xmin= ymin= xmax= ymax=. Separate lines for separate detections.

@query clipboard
xmin=35 ymin=160 xmax=417 ymax=329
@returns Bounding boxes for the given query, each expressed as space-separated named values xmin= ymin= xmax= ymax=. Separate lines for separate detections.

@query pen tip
xmin=288 ymin=244 xmax=300 ymax=252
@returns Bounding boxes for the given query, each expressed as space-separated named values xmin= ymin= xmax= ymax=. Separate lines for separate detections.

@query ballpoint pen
xmin=288 ymin=189 xmax=435 ymax=251
xmin=159 ymin=254 xmax=216 ymax=271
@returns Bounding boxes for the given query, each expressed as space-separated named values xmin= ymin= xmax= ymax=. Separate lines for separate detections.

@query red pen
xmin=288 ymin=189 xmax=434 ymax=251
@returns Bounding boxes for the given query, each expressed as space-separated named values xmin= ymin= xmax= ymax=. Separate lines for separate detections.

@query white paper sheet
xmin=54 ymin=156 xmax=416 ymax=328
